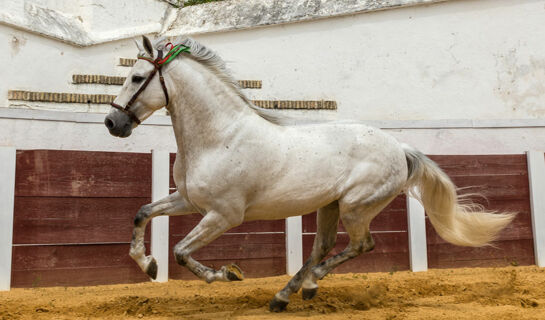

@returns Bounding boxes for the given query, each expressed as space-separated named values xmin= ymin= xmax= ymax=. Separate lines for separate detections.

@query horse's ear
xmin=134 ymin=38 xmax=144 ymax=53
xmin=142 ymin=35 xmax=153 ymax=57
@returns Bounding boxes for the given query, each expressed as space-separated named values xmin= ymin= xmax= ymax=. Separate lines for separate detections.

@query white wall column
xmin=151 ymin=150 xmax=170 ymax=282
xmin=407 ymin=196 xmax=428 ymax=272
xmin=285 ymin=216 xmax=303 ymax=276
xmin=0 ymin=146 xmax=16 ymax=291
xmin=527 ymin=150 xmax=545 ymax=267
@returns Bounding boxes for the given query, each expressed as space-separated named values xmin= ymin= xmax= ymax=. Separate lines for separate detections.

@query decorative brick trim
xmin=119 ymin=58 xmax=137 ymax=67
xmin=73 ymin=73 xmax=262 ymax=89
xmin=72 ymin=74 xmax=126 ymax=85
xmin=253 ymin=100 xmax=337 ymax=110
xmin=8 ymin=90 xmax=115 ymax=104
xmin=238 ymin=80 xmax=262 ymax=89
xmin=8 ymin=90 xmax=336 ymax=109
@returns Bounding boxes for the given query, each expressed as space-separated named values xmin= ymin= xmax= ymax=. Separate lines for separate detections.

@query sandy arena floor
xmin=1 ymin=266 xmax=544 ymax=319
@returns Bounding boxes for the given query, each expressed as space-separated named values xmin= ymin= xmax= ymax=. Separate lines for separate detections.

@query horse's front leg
xmin=130 ymin=191 xmax=196 ymax=279
xmin=173 ymin=210 xmax=244 ymax=283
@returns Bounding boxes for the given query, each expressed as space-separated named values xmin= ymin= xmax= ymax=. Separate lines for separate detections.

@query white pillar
xmin=0 ymin=147 xmax=16 ymax=291
xmin=527 ymin=150 xmax=545 ymax=267
xmin=407 ymin=195 xmax=428 ymax=272
xmin=151 ymin=150 xmax=170 ymax=282
xmin=285 ymin=216 xmax=303 ymax=275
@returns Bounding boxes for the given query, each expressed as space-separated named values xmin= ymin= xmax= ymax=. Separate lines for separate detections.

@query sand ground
xmin=1 ymin=266 xmax=544 ymax=319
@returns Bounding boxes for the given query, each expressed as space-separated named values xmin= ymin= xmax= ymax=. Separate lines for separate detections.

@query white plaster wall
xmin=1 ymin=23 xmax=137 ymax=112
xmin=0 ymin=0 xmax=544 ymax=154
xmin=3 ymin=0 xmax=545 ymax=120
xmin=1 ymin=115 xmax=543 ymax=155
xmin=195 ymin=0 xmax=545 ymax=121
xmin=0 ymin=0 xmax=170 ymax=46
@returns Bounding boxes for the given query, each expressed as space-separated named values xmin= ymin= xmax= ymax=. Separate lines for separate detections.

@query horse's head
xmin=105 ymin=36 xmax=171 ymax=138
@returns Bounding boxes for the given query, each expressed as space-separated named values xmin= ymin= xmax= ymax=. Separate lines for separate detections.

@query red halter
xmin=110 ymin=50 xmax=169 ymax=125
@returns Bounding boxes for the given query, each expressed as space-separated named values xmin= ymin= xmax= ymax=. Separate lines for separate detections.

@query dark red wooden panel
xmin=302 ymin=195 xmax=407 ymax=233
xmin=448 ymin=175 xmax=529 ymax=200
xmin=169 ymin=233 xmax=285 ymax=261
xmin=169 ymin=257 xmax=286 ymax=279
xmin=428 ymin=154 xmax=528 ymax=176
xmin=16 ymin=150 xmax=151 ymax=197
xmin=427 ymin=239 xmax=534 ymax=269
xmin=11 ymin=267 xmax=149 ymax=288
xmin=170 ymin=214 xmax=285 ymax=235
xmin=425 ymin=154 xmax=533 ymax=269
xmin=13 ymin=197 xmax=150 ymax=244
xmin=11 ymin=243 xmax=149 ymax=287
xmin=426 ymin=200 xmax=532 ymax=245
xmin=170 ymin=153 xmax=176 ymax=188
xmin=168 ymin=233 xmax=286 ymax=279
xmin=302 ymin=232 xmax=409 ymax=273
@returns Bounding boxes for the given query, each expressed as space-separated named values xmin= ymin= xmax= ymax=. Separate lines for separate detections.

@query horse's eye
xmin=132 ymin=75 xmax=145 ymax=84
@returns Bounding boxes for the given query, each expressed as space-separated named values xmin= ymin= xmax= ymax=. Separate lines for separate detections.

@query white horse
xmin=105 ymin=36 xmax=515 ymax=312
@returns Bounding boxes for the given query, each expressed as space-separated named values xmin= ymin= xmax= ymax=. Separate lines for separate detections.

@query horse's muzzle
xmin=104 ymin=111 xmax=133 ymax=138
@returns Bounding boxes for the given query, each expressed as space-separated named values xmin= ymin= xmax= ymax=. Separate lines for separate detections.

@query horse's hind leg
xmin=269 ymin=201 xmax=340 ymax=312
xmin=301 ymin=196 xmax=396 ymax=298
xmin=173 ymin=210 xmax=245 ymax=283
xmin=130 ymin=191 xmax=196 ymax=279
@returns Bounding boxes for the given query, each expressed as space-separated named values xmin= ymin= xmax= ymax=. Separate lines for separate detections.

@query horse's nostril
xmin=105 ymin=118 xmax=115 ymax=130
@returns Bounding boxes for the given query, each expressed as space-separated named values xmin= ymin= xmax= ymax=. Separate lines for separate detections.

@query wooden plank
xmin=170 ymin=214 xmax=285 ymax=235
xmin=11 ymin=266 xmax=149 ymax=288
xmin=303 ymin=232 xmax=409 ymax=256
xmin=13 ymin=197 xmax=151 ymax=244
xmin=169 ymin=233 xmax=285 ymax=261
xmin=426 ymin=157 xmax=535 ymax=269
xmin=0 ymin=146 xmax=16 ymax=291
xmin=303 ymin=210 xmax=407 ymax=233
xmin=302 ymin=195 xmax=407 ymax=233
xmin=169 ymin=257 xmax=286 ymax=279
xmin=428 ymin=154 xmax=528 ymax=176
xmin=11 ymin=243 xmax=152 ymax=287
xmin=427 ymin=239 xmax=535 ymax=269
xmin=16 ymin=150 xmax=151 ymax=197
xmin=169 ymin=153 xmax=176 ymax=188
xmin=527 ymin=151 xmax=545 ymax=267
xmin=11 ymin=244 xmax=148 ymax=271
xmin=426 ymin=214 xmax=533 ymax=246
xmin=302 ymin=233 xmax=410 ymax=273
xmin=448 ymin=175 xmax=529 ymax=200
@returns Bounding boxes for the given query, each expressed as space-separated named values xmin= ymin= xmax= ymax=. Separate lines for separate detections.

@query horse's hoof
xmin=302 ymin=287 xmax=318 ymax=300
xmin=224 ymin=263 xmax=244 ymax=281
xmin=269 ymin=297 xmax=288 ymax=312
xmin=146 ymin=258 xmax=158 ymax=280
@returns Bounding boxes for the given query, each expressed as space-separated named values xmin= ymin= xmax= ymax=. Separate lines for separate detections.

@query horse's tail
xmin=402 ymin=144 xmax=516 ymax=247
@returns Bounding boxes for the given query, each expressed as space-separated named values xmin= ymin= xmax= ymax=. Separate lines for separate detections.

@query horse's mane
xmin=152 ymin=36 xmax=326 ymax=126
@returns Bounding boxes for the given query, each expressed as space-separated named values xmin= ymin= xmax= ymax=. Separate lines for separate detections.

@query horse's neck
xmin=168 ymin=59 xmax=267 ymax=156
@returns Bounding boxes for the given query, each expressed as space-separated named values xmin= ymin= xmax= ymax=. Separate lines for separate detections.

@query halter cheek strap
xmin=110 ymin=44 xmax=190 ymax=125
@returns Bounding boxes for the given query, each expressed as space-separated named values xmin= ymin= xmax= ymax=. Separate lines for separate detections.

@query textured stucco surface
xmin=0 ymin=0 xmax=448 ymax=45
xmin=1 ymin=0 xmax=544 ymax=154
xmin=0 ymin=0 xmax=172 ymax=46
xmin=166 ymin=0 xmax=448 ymax=36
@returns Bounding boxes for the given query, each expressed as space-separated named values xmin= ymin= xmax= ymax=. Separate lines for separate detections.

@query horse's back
xmin=242 ymin=121 xmax=408 ymax=220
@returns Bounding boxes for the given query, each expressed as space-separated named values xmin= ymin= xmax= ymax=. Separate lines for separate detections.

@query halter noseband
xmin=110 ymin=43 xmax=190 ymax=125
